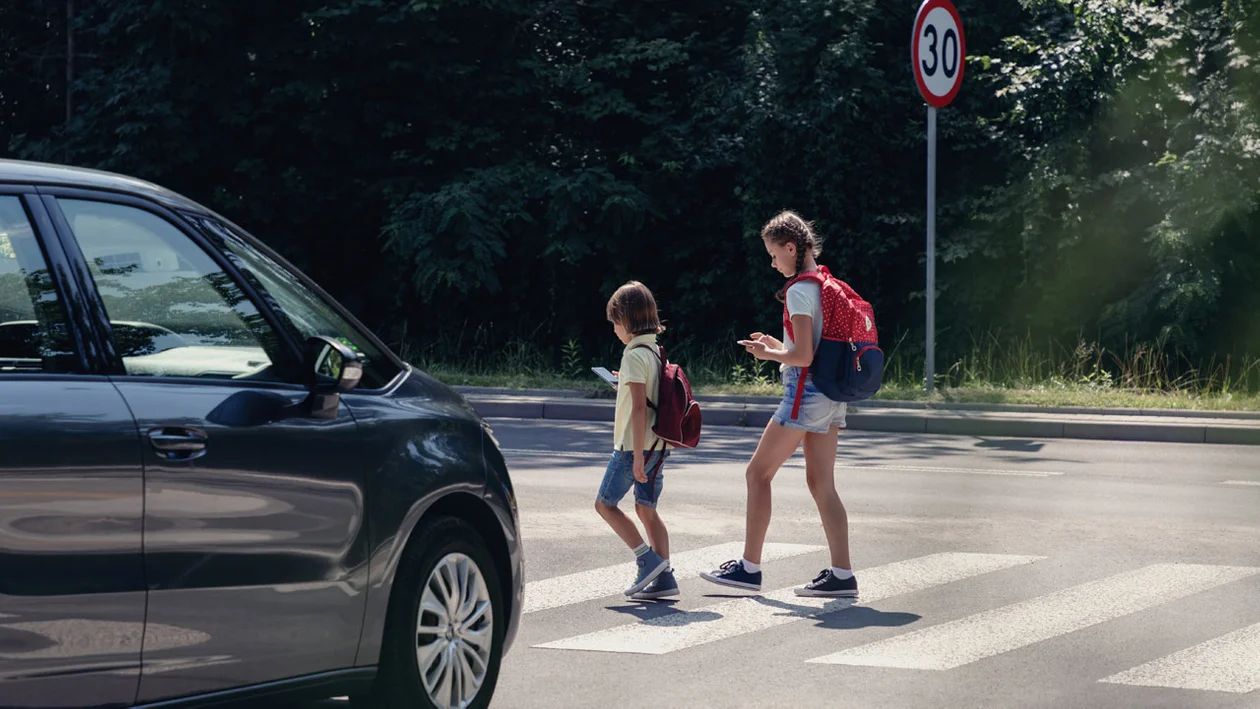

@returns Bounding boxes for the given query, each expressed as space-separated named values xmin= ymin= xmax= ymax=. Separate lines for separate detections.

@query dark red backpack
xmin=632 ymin=344 xmax=702 ymax=449
xmin=782 ymin=266 xmax=884 ymax=418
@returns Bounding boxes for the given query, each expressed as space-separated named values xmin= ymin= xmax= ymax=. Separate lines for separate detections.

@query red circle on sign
xmin=912 ymin=0 xmax=966 ymax=108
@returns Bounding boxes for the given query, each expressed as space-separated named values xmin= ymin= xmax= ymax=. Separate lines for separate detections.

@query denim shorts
xmin=772 ymin=366 xmax=848 ymax=434
xmin=596 ymin=448 xmax=668 ymax=509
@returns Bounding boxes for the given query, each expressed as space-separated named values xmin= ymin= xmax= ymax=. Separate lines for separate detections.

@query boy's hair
xmin=761 ymin=210 xmax=824 ymax=302
xmin=606 ymin=281 xmax=666 ymax=336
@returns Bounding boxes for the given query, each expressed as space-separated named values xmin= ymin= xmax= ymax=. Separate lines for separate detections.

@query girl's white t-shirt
xmin=782 ymin=280 xmax=823 ymax=371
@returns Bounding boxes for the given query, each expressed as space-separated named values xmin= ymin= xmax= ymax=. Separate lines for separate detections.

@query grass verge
xmin=418 ymin=363 xmax=1260 ymax=412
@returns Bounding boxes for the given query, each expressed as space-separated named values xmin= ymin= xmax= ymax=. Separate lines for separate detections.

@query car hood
xmin=389 ymin=365 xmax=483 ymax=424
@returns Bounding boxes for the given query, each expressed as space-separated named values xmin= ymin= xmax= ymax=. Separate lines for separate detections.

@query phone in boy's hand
xmin=591 ymin=366 xmax=618 ymax=387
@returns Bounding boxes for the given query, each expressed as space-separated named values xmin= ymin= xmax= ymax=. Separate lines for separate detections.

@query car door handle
xmin=148 ymin=427 xmax=208 ymax=460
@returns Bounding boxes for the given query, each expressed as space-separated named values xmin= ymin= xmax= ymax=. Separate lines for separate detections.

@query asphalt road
xmin=318 ymin=418 xmax=1260 ymax=709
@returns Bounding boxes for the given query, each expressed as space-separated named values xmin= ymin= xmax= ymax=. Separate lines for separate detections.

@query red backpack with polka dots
xmin=782 ymin=266 xmax=883 ymax=415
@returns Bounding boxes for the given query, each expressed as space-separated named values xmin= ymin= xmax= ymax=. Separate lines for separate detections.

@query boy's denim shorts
xmin=772 ymin=366 xmax=848 ymax=434
xmin=596 ymin=448 xmax=668 ymax=509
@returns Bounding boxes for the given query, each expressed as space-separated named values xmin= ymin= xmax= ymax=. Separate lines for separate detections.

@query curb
xmin=452 ymin=386 xmax=1260 ymax=421
xmin=463 ymin=395 xmax=1260 ymax=446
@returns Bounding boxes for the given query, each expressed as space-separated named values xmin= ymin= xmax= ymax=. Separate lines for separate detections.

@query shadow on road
xmin=974 ymin=438 xmax=1046 ymax=453
xmin=603 ymin=599 xmax=684 ymax=621
xmin=748 ymin=595 xmax=922 ymax=631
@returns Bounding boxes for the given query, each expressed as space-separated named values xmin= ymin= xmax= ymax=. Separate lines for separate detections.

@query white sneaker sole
xmin=793 ymin=588 xmax=858 ymax=598
xmin=631 ymin=585 xmax=680 ymax=600
xmin=698 ymin=571 xmax=761 ymax=592
xmin=624 ymin=559 xmax=669 ymax=596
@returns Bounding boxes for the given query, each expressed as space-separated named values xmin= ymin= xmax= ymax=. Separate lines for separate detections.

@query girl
xmin=596 ymin=280 xmax=677 ymax=599
xmin=700 ymin=211 xmax=857 ymax=597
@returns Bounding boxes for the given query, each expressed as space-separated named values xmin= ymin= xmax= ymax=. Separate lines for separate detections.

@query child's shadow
xmin=751 ymin=596 xmax=921 ymax=630
xmin=605 ymin=601 xmax=723 ymax=625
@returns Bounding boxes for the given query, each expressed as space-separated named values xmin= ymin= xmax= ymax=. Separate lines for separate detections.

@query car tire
xmin=357 ymin=516 xmax=506 ymax=709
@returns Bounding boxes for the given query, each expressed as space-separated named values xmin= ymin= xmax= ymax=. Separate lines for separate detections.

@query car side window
xmin=57 ymin=199 xmax=294 ymax=382
xmin=0 ymin=196 xmax=78 ymax=374
xmin=189 ymin=216 xmax=402 ymax=390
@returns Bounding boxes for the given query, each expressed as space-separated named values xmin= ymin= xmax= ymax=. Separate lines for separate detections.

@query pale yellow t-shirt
xmin=612 ymin=333 xmax=666 ymax=452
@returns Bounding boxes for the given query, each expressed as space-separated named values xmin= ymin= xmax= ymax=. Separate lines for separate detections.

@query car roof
xmin=0 ymin=158 xmax=208 ymax=213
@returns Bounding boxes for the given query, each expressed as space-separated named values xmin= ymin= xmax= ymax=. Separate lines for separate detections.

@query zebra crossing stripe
xmin=807 ymin=563 xmax=1260 ymax=670
xmin=535 ymin=552 xmax=1043 ymax=655
xmin=1098 ymin=621 xmax=1260 ymax=694
xmin=837 ymin=464 xmax=1061 ymax=478
xmin=524 ymin=542 xmax=824 ymax=614
xmin=502 ymin=449 xmax=1062 ymax=477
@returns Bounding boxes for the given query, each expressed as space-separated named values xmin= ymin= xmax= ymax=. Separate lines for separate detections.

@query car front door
xmin=43 ymin=193 xmax=374 ymax=702
xmin=0 ymin=191 xmax=147 ymax=708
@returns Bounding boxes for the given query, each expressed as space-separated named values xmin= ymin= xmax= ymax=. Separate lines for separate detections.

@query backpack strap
xmin=646 ymin=437 xmax=666 ymax=496
xmin=629 ymin=343 xmax=663 ymax=411
xmin=791 ymin=366 xmax=808 ymax=420
xmin=781 ymin=269 xmax=829 ymax=421
xmin=781 ymin=268 xmax=830 ymax=343
xmin=631 ymin=343 xmax=663 ymax=360
xmin=784 ymin=267 xmax=830 ymax=290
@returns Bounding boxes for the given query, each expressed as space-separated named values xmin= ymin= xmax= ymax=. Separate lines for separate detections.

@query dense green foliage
xmin=3 ymin=0 xmax=1257 ymax=383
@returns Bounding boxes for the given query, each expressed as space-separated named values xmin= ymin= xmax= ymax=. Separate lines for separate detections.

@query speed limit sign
xmin=913 ymin=0 xmax=965 ymax=108
xmin=912 ymin=0 xmax=964 ymax=392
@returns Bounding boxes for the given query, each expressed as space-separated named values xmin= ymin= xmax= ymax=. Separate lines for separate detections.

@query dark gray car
xmin=0 ymin=159 xmax=523 ymax=709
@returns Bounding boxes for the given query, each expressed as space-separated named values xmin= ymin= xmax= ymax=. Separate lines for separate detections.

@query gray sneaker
xmin=631 ymin=569 xmax=679 ymax=600
xmin=624 ymin=550 xmax=669 ymax=596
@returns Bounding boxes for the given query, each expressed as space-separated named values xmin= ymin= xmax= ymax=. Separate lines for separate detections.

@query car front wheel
xmin=360 ymin=517 xmax=506 ymax=709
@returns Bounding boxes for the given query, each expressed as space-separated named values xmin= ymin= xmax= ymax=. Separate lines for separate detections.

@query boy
xmin=596 ymin=280 xmax=676 ymax=599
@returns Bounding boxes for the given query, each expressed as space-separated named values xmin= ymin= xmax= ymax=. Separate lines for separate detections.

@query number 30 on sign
xmin=912 ymin=0 xmax=965 ymax=108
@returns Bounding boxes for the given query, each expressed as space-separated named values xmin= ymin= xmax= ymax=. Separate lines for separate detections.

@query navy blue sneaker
xmin=624 ymin=550 xmax=669 ymax=596
xmin=631 ymin=569 xmax=679 ymax=600
xmin=794 ymin=569 xmax=858 ymax=598
xmin=699 ymin=559 xmax=761 ymax=591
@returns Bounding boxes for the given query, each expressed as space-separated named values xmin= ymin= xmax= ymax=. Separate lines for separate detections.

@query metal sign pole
xmin=926 ymin=105 xmax=937 ymax=393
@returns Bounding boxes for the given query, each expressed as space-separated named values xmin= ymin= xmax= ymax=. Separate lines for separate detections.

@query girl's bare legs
xmin=802 ymin=425 xmax=851 ymax=569
xmin=742 ymin=421 xmax=807 ymax=564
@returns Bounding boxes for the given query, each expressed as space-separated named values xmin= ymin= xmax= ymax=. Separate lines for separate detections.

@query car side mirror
xmin=303 ymin=336 xmax=363 ymax=418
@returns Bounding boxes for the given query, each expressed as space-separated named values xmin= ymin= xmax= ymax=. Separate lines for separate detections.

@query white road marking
xmin=536 ymin=552 xmax=1043 ymax=655
xmin=808 ymin=563 xmax=1260 ymax=670
xmin=501 ymin=449 xmax=1062 ymax=477
xmin=838 ymin=463 xmax=1061 ymax=478
xmin=1098 ymin=621 xmax=1260 ymax=694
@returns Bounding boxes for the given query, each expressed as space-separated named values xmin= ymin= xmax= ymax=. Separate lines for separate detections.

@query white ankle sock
xmin=633 ymin=543 xmax=651 ymax=558
xmin=740 ymin=558 xmax=761 ymax=573
xmin=831 ymin=567 xmax=854 ymax=580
